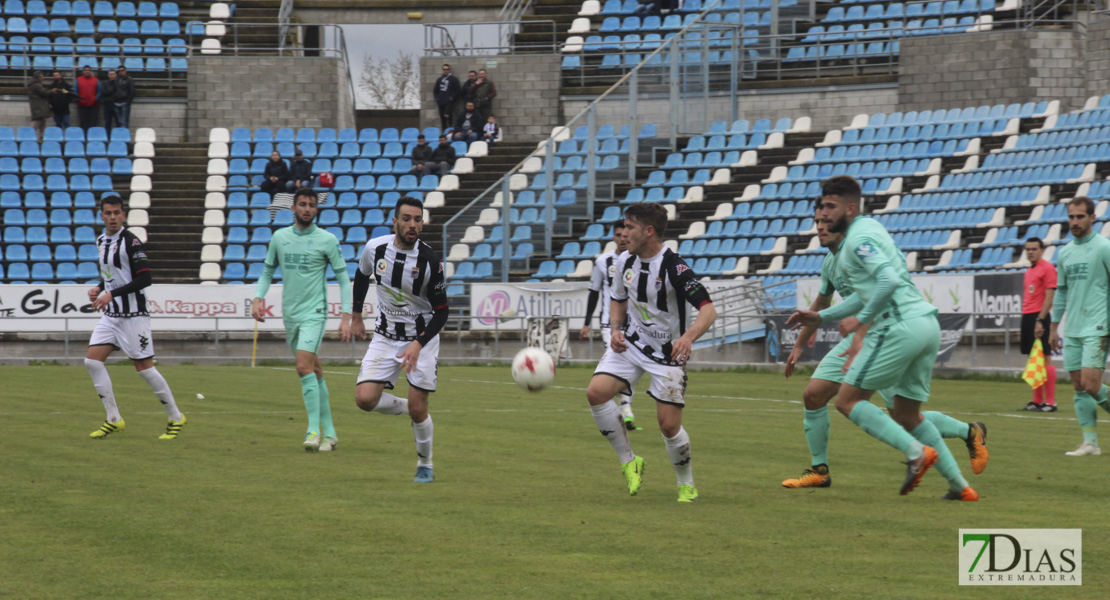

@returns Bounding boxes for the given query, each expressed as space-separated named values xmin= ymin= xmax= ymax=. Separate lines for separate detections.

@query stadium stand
xmin=0 ymin=124 xmax=153 ymax=283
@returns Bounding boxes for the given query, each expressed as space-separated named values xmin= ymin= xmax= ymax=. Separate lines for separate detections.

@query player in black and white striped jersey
xmin=85 ymin=195 xmax=186 ymax=441
xmin=585 ymin=203 xmax=717 ymax=502
xmin=350 ymin=196 xmax=449 ymax=483
xmin=580 ymin=220 xmax=640 ymax=430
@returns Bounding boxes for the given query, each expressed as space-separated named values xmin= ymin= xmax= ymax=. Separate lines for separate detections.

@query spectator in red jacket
xmin=75 ymin=65 xmax=100 ymax=132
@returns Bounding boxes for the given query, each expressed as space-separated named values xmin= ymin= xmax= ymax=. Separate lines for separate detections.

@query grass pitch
xmin=0 ymin=363 xmax=1104 ymax=599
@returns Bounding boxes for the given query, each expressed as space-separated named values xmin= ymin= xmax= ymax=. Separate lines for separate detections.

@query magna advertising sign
xmin=0 ymin=285 xmax=376 ymax=332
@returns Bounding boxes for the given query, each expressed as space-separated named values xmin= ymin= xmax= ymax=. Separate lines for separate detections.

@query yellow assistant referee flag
xmin=1022 ymin=339 xmax=1048 ymax=389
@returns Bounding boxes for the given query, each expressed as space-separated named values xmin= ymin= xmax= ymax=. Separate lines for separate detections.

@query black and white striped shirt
xmin=611 ymin=248 xmax=712 ymax=366
xmin=357 ymin=234 xmax=448 ymax=342
xmin=588 ymin=249 xmax=619 ymax=327
xmin=97 ymin=227 xmax=150 ymax=317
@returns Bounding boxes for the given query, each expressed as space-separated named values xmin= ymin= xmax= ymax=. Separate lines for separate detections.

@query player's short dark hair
xmin=293 ymin=188 xmax=317 ymax=204
xmin=612 ymin=219 xmax=625 ymax=231
xmin=624 ymin=203 xmax=667 ymax=239
xmin=395 ymin=196 xmax=424 ymax=216
xmin=1068 ymin=195 xmax=1095 ymax=215
xmin=1025 ymin=237 xmax=1045 ymax=249
xmin=820 ymin=175 xmax=862 ymax=204
xmin=100 ymin=194 xmax=123 ymax=210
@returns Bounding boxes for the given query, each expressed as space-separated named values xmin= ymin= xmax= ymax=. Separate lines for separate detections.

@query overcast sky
xmin=340 ymin=24 xmax=500 ymax=109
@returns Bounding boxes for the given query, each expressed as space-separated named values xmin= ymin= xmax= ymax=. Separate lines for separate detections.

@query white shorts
xmin=594 ymin=346 xmax=687 ymax=407
xmin=89 ymin=314 xmax=155 ymax=360
xmin=357 ymin=334 xmax=439 ymax=392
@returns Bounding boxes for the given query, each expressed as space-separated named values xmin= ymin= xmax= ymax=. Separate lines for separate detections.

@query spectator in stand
xmin=1022 ymin=237 xmax=1058 ymax=412
xmin=473 ymin=69 xmax=498 ymax=116
xmin=460 ymin=70 xmax=478 ymax=107
xmin=636 ymin=0 xmax=679 ymax=17
xmin=423 ymin=135 xmax=456 ymax=176
xmin=433 ymin=64 xmax=461 ymax=132
xmin=115 ymin=65 xmax=135 ymax=129
xmin=27 ymin=71 xmax=51 ymax=142
xmin=453 ymin=102 xmax=483 ymax=143
xmin=75 ymin=65 xmax=100 ymax=132
xmin=409 ymin=134 xmax=434 ymax=175
xmin=288 ymin=149 xmax=313 ymax=191
xmin=101 ymin=70 xmax=122 ymax=130
xmin=482 ymin=115 xmax=500 ymax=145
xmin=261 ymin=150 xmax=290 ymax=197
xmin=47 ymin=71 xmax=77 ymax=129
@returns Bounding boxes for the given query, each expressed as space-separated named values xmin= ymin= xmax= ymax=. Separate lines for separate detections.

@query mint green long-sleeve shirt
xmin=818 ymin=216 xmax=936 ymax=325
xmin=1051 ymin=230 xmax=1110 ymax=338
xmin=254 ymin=224 xmax=352 ymax=321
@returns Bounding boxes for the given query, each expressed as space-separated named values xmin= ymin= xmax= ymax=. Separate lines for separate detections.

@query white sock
xmin=138 ymin=368 xmax=182 ymax=421
xmin=590 ymin=400 xmax=634 ymax=463
xmin=85 ymin=358 xmax=121 ymax=422
xmin=617 ymin=396 xmax=634 ymax=419
xmin=664 ymin=427 xmax=694 ymax=486
xmin=374 ymin=392 xmax=409 ymax=415
xmin=412 ymin=415 xmax=434 ymax=468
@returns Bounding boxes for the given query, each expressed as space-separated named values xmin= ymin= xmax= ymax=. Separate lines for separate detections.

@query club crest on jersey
xmin=623 ymin=269 xmax=635 ymax=284
xmin=855 ymin=242 xmax=878 ymax=262
xmin=655 ymin=277 xmax=663 ymax=290
xmin=376 ymin=258 xmax=388 ymax=274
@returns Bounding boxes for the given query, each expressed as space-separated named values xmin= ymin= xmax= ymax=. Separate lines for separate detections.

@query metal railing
xmin=277 ymin=0 xmax=295 ymax=51
xmin=440 ymin=0 xmax=746 ymax=282
xmin=499 ymin=0 xmax=536 ymax=49
xmin=424 ymin=20 xmax=559 ymax=55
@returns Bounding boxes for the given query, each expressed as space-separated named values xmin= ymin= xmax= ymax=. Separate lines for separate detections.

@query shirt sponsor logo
xmin=855 ymin=241 xmax=878 ymax=262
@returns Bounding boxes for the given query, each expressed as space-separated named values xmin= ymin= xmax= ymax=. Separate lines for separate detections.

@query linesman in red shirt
xmin=1022 ymin=237 xmax=1057 ymax=412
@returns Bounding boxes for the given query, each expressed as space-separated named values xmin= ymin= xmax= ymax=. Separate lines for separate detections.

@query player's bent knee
xmin=802 ymin=383 xmax=834 ymax=410
xmin=354 ymin=387 xmax=382 ymax=411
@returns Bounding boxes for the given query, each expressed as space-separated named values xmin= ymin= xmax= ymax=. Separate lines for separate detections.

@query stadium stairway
xmin=514 ymin=0 xmax=584 ymax=53
xmin=431 ymin=140 xmax=540 ymax=251
xmin=223 ymin=0 xmax=283 ymax=51
xmin=145 ymin=141 xmax=208 ymax=283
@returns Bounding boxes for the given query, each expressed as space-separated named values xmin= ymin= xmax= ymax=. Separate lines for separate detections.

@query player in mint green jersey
xmin=1049 ymin=196 xmax=1110 ymax=457
xmin=782 ymin=203 xmax=987 ymax=490
xmin=251 ymin=188 xmax=353 ymax=452
xmin=788 ymin=176 xmax=977 ymax=500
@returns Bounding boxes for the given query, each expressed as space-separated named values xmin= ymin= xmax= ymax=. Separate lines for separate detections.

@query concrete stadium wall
xmin=1088 ymin=19 xmax=1110 ymax=97
xmin=186 ymin=56 xmax=355 ymax=141
xmin=561 ymin=84 xmax=900 ymax=138
xmin=419 ymin=55 xmax=563 ymax=141
xmin=897 ymin=30 xmax=1089 ymax=113
xmin=0 ymin=96 xmax=187 ymax=141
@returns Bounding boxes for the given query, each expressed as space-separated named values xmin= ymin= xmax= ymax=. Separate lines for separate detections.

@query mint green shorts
xmin=1063 ymin=336 xmax=1109 ymax=371
xmin=811 ymin=331 xmax=894 ymax=409
xmin=285 ymin=317 xmax=326 ymax=355
xmin=844 ymin=315 xmax=939 ymax=403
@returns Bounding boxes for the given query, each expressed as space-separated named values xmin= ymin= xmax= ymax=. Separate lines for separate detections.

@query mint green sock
xmin=924 ymin=411 xmax=970 ymax=440
xmin=317 ymin=376 xmax=336 ymax=439
xmin=300 ymin=373 xmax=320 ymax=435
xmin=1075 ymin=391 xmax=1099 ymax=444
xmin=910 ymin=420 xmax=968 ymax=493
xmin=848 ymin=401 xmax=923 ymax=459
xmin=804 ymin=407 xmax=830 ymax=467
xmin=1094 ymin=385 xmax=1110 ymax=415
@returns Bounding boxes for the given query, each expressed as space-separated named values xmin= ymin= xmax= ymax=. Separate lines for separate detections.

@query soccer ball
xmin=512 ymin=347 xmax=556 ymax=391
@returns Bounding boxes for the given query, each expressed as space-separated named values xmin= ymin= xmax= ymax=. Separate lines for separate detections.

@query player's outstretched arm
xmin=786 ymin=294 xmax=832 ymax=378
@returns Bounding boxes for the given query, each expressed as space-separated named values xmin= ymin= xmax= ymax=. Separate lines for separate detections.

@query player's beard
xmin=397 ymin=229 xmax=419 ymax=249
xmin=295 ymin=213 xmax=315 ymax=228
xmin=828 ymin=214 xmax=850 ymax=234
